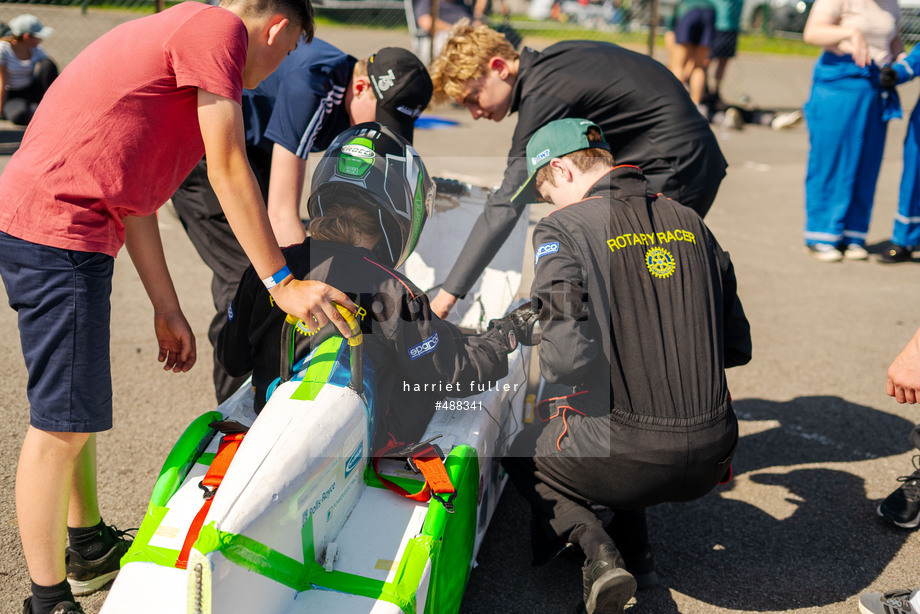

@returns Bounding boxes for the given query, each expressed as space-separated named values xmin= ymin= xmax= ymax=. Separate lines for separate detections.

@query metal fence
xmin=6 ymin=0 xmax=919 ymax=111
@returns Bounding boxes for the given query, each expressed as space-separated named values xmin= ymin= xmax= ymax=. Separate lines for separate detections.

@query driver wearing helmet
xmin=216 ymin=122 xmax=526 ymax=443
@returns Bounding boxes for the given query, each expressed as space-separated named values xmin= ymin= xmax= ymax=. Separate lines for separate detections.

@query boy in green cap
xmin=503 ymin=118 xmax=751 ymax=614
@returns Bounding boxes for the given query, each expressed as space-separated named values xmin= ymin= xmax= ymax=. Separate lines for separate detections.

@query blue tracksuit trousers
xmin=804 ymin=53 xmax=889 ymax=247
xmin=894 ymin=100 xmax=920 ymax=248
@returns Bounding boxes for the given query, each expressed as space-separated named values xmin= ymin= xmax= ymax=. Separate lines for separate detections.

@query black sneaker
xmin=65 ymin=525 xmax=134 ymax=596
xmin=878 ymin=457 xmax=920 ymax=529
xmin=22 ymin=597 xmax=85 ymax=614
xmin=878 ymin=243 xmax=915 ymax=264
xmin=582 ymin=543 xmax=637 ymax=614
xmin=858 ymin=588 xmax=919 ymax=614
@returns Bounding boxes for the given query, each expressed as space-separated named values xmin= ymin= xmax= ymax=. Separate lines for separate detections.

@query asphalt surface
xmin=1 ymin=8 xmax=920 ymax=614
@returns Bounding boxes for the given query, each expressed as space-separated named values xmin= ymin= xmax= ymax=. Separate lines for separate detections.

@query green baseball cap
xmin=511 ymin=118 xmax=610 ymax=206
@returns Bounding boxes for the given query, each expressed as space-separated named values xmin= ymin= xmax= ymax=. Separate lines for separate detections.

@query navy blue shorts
xmin=674 ymin=8 xmax=716 ymax=47
xmin=0 ymin=230 xmax=114 ymax=432
xmin=710 ymin=29 xmax=739 ymax=59
xmin=413 ymin=0 xmax=472 ymax=24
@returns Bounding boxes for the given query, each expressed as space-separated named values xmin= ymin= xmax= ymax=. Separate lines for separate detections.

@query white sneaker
xmin=858 ymin=588 xmax=919 ymax=614
xmin=724 ymin=107 xmax=744 ymax=130
xmin=844 ymin=243 xmax=869 ymax=260
xmin=772 ymin=110 xmax=803 ymax=130
xmin=805 ymin=243 xmax=843 ymax=262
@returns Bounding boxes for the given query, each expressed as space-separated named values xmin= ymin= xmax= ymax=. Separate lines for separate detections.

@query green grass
xmin=511 ymin=22 xmax=820 ymax=56
xmin=315 ymin=11 xmax=408 ymax=30
xmin=315 ymin=9 xmax=820 ymax=56
xmin=86 ymin=2 xmax=819 ymax=57
xmin=736 ymin=33 xmax=820 ymax=56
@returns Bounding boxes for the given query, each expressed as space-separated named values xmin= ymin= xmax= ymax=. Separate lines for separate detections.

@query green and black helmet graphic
xmin=337 ymin=137 xmax=376 ymax=178
xmin=308 ymin=122 xmax=435 ymax=269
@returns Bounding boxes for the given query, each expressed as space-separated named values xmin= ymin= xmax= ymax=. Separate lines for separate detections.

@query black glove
xmin=880 ymin=66 xmax=899 ymax=90
xmin=488 ymin=302 xmax=542 ymax=352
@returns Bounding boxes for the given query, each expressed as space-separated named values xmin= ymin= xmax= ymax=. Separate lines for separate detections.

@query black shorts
xmin=674 ymin=7 xmax=716 ymax=47
xmin=711 ymin=29 xmax=739 ymax=59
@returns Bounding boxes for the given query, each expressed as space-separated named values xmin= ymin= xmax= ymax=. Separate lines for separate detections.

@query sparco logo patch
xmin=535 ymin=241 xmax=559 ymax=264
xmin=409 ymin=332 xmax=439 ymax=360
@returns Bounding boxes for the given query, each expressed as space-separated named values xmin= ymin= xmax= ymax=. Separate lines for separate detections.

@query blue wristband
xmin=262 ymin=264 xmax=292 ymax=290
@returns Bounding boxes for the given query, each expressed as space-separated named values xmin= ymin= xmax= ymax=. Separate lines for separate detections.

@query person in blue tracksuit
xmin=801 ymin=0 xmax=903 ymax=262
xmin=879 ymin=45 xmax=920 ymax=264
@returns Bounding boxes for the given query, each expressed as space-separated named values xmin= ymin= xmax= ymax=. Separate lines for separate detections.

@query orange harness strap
xmin=176 ymin=432 xmax=246 ymax=569
xmin=372 ymin=438 xmax=456 ymax=513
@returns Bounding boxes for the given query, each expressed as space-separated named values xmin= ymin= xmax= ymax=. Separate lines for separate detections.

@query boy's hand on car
xmin=271 ymin=279 xmax=357 ymax=338
xmin=154 ymin=309 xmax=197 ymax=373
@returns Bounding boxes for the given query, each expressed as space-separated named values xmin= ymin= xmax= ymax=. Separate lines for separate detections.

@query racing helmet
xmin=307 ymin=122 xmax=435 ymax=269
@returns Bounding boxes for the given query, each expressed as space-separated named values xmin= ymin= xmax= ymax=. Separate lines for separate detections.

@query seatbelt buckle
xmin=384 ymin=435 xmax=444 ymax=473
xmin=198 ymin=481 xmax=217 ymax=500
xmin=430 ymin=490 xmax=456 ymax=514
xmin=406 ymin=443 xmax=444 ymax=474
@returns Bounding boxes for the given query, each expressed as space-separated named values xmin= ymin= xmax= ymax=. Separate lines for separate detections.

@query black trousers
xmin=171 ymin=148 xmax=272 ymax=402
xmin=646 ymin=138 xmax=726 ymax=219
xmin=503 ymin=401 xmax=738 ymax=562
xmin=3 ymin=57 xmax=58 ymax=126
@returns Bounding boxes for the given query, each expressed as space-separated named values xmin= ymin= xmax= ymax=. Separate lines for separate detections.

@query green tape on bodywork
xmin=290 ymin=337 xmax=345 ymax=402
xmin=363 ymin=462 xmax=427 ymax=492
xmin=150 ymin=411 xmax=222 ymax=507
xmin=302 ymin=512 xmax=315 ymax=563
xmin=128 ymin=416 xmax=479 ymax=612
xmin=362 ymin=445 xmax=481 ymax=612
xmin=385 ymin=534 xmax=435 ymax=612
xmin=422 ymin=445 xmax=479 ymax=614
xmin=123 ymin=411 xmax=220 ymax=569
xmin=317 ymin=566 xmax=416 ymax=613
xmin=120 ymin=505 xmax=182 ymax=568
xmin=193 ymin=522 xmax=417 ymax=613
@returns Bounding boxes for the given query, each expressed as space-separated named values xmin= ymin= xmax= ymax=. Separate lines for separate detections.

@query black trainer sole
xmin=877 ymin=503 xmax=920 ymax=529
xmin=584 ymin=568 xmax=637 ymax=614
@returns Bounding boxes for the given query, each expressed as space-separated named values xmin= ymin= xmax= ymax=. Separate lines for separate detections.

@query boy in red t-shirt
xmin=0 ymin=1 xmax=358 ymax=613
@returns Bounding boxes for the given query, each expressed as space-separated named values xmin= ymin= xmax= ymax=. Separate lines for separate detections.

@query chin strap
xmin=372 ymin=435 xmax=457 ymax=513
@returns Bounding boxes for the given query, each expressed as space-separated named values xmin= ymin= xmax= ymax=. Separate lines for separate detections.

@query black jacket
xmin=530 ymin=166 xmax=750 ymax=428
xmin=217 ymin=240 xmax=510 ymax=442
xmin=441 ymin=41 xmax=728 ymax=299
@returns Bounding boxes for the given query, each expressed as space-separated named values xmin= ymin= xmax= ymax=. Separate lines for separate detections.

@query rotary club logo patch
xmin=645 ymin=247 xmax=676 ymax=279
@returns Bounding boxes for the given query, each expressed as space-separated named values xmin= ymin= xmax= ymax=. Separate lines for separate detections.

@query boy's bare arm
xmin=267 ymin=142 xmax=308 ymax=247
xmin=196 ymin=89 xmax=355 ymax=335
xmin=124 ymin=213 xmax=197 ymax=372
